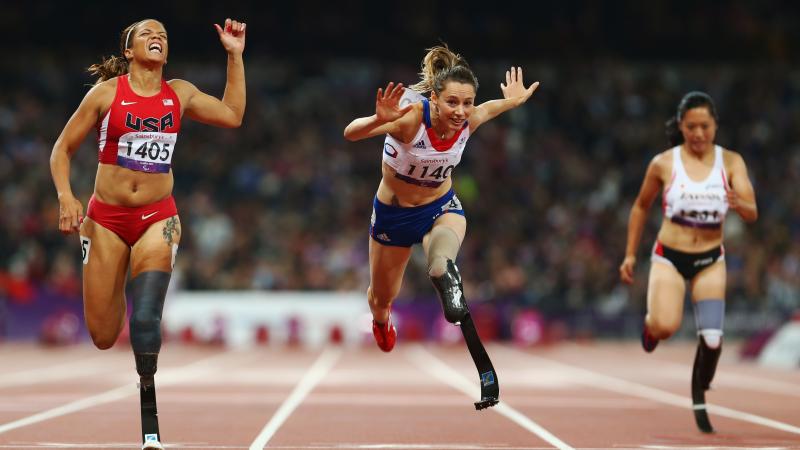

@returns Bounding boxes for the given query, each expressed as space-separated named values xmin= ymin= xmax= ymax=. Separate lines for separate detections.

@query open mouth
xmin=148 ymin=42 xmax=163 ymax=54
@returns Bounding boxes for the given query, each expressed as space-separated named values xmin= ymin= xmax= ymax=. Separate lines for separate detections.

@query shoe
xmin=641 ymin=327 xmax=658 ymax=353
xmin=372 ymin=316 xmax=397 ymax=352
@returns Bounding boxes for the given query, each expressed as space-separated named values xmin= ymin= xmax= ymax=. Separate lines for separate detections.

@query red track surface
xmin=0 ymin=341 xmax=797 ymax=449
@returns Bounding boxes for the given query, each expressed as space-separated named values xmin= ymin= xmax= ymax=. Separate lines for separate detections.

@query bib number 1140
xmin=407 ymin=164 xmax=454 ymax=180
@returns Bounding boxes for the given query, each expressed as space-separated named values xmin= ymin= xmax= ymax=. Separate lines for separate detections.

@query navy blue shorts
xmin=369 ymin=189 xmax=465 ymax=247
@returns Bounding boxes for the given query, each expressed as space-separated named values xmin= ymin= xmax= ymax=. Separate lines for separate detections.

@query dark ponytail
xmin=665 ymin=91 xmax=718 ymax=146
xmin=86 ymin=20 xmax=148 ymax=84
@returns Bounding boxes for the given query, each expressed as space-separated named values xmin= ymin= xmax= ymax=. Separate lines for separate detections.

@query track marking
xmin=653 ymin=360 xmax=800 ymax=398
xmin=0 ymin=444 xmax=248 ymax=449
xmin=0 ymin=355 xmax=111 ymax=388
xmin=248 ymin=348 xmax=341 ymax=450
xmin=406 ymin=345 xmax=575 ymax=450
xmin=497 ymin=346 xmax=800 ymax=436
xmin=0 ymin=353 xmax=230 ymax=435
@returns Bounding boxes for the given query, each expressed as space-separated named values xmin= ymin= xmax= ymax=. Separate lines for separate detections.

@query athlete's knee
xmin=647 ymin=315 xmax=680 ymax=339
xmin=430 ymin=259 xmax=469 ymax=324
xmin=694 ymin=299 xmax=725 ymax=349
xmin=89 ymin=331 xmax=118 ymax=350
xmin=129 ymin=271 xmax=171 ymax=354
xmin=428 ymin=255 xmax=449 ymax=278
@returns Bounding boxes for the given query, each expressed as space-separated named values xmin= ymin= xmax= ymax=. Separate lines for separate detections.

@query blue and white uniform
xmin=370 ymin=93 xmax=469 ymax=247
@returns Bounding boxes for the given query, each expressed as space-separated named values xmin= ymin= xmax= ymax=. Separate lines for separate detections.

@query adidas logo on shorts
xmin=413 ymin=140 xmax=426 ymax=149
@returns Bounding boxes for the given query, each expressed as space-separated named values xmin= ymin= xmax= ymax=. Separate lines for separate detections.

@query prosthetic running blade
xmin=460 ymin=315 xmax=499 ymax=410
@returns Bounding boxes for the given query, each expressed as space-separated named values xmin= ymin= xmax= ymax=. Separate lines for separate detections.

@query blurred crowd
xmin=2 ymin=54 xmax=800 ymax=325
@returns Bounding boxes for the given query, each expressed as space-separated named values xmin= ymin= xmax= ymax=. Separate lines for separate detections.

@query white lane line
xmin=0 ymin=352 xmax=230 ymax=435
xmin=0 ymin=444 xmax=248 ymax=449
xmin=0 ymin=446 xmax=790 ymax=450
xmin=497 ymin=346 xmax=800 ymax=436
xmin=407 ymin=345 xmax=575 ymax=450
xmin=0 ymin=355 xmax=112 ymax=388
xmin=248 ymin=348 xmax=341 ymax=450
xmin=651 ymin=359 xmax=800 ymax=398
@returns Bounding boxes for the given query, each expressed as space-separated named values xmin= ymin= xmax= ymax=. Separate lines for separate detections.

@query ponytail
xmin=409 ymin=44 xmax=478 ymax=95
xmin=87 ymin=55 xmax=130 ymax=84
xmin=665 ymin=116 xmax=682 ymax=146
xmin=86 ymin=20 xmax=150 ymax=85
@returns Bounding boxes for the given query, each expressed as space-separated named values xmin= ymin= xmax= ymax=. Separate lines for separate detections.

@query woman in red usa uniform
xmin=49 ymin=18 xmax=246 ymax=449
xmin=344 ymin=45 xmax=538 ymax=409
xmin=619 ymin=92 xmax=757 ymax=433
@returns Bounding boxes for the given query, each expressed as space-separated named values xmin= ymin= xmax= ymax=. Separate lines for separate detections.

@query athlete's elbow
xmin=343 ymin=128 xmax=358 ymax=142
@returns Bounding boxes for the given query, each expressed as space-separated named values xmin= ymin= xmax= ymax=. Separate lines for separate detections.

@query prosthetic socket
xmin=430 ymin=259 xmax=470 ymax=324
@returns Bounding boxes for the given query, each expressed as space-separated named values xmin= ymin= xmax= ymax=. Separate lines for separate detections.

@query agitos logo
xmin=125 ymin=112 xmax=175 ymax=132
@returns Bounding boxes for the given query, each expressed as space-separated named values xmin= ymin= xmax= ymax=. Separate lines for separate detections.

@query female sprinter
xmin=344 ymin=45 xmax=538 ymax=409
xmin=619 ymin=91 xmax=757 ymax=432
xmin=50 ymin=18 xmax=246 ymax=449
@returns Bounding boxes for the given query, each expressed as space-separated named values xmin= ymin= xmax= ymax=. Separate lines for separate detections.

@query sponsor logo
xmin=383 ymin=143 xmax=398 ymax=158
xmin=694 ymin=257 xmax=714 ymax=267
xmin=121 ymin=100 xmax=137 ymax=106
xmin=141 ymin=211 xmax=158 ymax=220
xmin=144 ymin=434 xmax=159 ymax=442
xmin=413 ymin=139 xmax=426 ymax=149
xmin=481 ymin=371 xmax=495 ymax=387
xmin=376 ymin=233 xmax=391 ymax=242
xmin=162 ymin=98 xmax=174 ymax=106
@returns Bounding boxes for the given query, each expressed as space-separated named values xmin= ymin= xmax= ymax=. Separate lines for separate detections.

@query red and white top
xmin=663 ymin=145 xmax=729 ymax=229
xmin=96 ymin=75 xmax=181 ymax=174
xmin=382 ymin=96 xmax=470 ymax=188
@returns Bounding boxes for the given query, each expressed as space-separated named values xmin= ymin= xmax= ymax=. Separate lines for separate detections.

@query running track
xmin=0 ymin=341 xmax=797 ymax=449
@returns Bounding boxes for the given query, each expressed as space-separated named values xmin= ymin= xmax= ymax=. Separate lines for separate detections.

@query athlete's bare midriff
xmin=94 ymin=163 xmax=173 ymax=207
xmin=656 ymin=219 xmax=723 ymax=253
xmin=377 ymin=162 xmax=453 ymax=207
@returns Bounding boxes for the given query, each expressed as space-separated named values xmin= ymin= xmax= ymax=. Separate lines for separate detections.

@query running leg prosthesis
xmin=691 ymin=335 xmax=721 ymax=433
xmin=430 ymin=259 xmax=499 ymax=410
xmin=130 ymin=271 xmax=171 ymax=448
xmin=136 ymin=353 xmax=162 ymax=448
xmin=691 ymin=300 xmax=724 ymax=433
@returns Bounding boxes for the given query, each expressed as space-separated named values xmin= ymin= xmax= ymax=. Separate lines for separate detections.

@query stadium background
xmin=1 ymin=1 xmax=799 ymax=351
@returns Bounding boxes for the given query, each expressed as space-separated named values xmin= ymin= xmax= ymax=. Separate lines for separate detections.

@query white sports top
xmin=663 ymin=145 xmax=729 ymax=229
xmin=382 ymin=95 xmax=470 ymax=188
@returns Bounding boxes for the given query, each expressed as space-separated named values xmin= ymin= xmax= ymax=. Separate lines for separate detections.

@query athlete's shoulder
xmin=651 ymin=148 xmax=674 ymax=166
xmin=646 ymin=148 xmax=674 ymax=180
xmin=82 ymin=77 xmax=118 ymax=110
xmin=720 ymin=147 xmax=746 ymax=168
xmin=166 ymin=78 xmax=197 ymax=95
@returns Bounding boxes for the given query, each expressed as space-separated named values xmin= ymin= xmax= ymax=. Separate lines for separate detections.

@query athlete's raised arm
xmin=344 ymin=82 xmax=419 ymax=142
xmin=469 ymin=66 xmax=539 ymax=132
xmin=172 ymin=18 xmax=246 ymax=128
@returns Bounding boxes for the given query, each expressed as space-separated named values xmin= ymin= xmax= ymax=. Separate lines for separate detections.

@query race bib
xmin=116 ymin=131 xmax=177 ymax=173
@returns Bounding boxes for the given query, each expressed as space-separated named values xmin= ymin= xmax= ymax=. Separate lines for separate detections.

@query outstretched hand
xmin=501 ymin=67 xmax=539 ymax=107
xmin=214 ymin=18 xmax=246 ymax=55
xmin=375 ymin=82 xmax=414 ymax=123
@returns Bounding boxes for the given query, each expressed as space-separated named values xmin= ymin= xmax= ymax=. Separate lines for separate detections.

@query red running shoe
xmin=641 ymin=327 xmax=659 ymax=353
xmin=372 ymin=317 xmax=397 ymax=352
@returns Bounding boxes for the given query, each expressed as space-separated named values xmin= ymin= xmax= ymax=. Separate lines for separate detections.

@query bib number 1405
xmin=124 ymin=141 xmax=171 ymax=162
